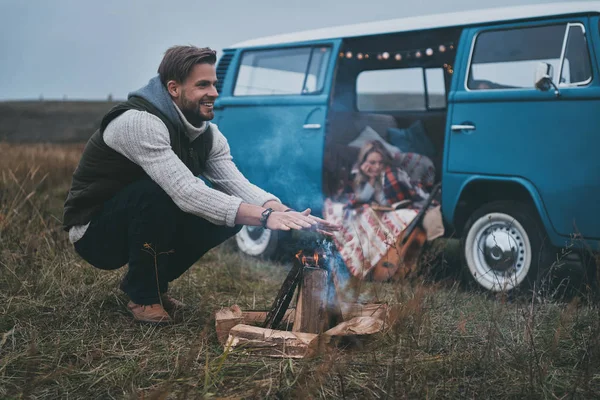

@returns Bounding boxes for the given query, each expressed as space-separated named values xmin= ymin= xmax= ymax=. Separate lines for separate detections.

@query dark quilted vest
xmin=62 ymin=96 xmax=212 ymax=231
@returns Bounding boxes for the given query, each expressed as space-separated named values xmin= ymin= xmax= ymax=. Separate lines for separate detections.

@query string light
xmin=344 ymin=43 xmax=454 ymax=61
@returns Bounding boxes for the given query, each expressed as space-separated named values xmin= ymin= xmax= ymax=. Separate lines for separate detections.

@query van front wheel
xmin=235 ymin=226 xmax=279 ymax=259
xmin=461 ymin=201 xmax=554 ymax=293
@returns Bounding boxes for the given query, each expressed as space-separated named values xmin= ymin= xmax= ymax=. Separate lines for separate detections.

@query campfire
xmin=215 ymin=247 xmax=390 ymax=358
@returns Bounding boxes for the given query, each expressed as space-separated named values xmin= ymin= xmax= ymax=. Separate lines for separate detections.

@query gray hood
xmin=128 ymin=75 xmax=183 ymax=130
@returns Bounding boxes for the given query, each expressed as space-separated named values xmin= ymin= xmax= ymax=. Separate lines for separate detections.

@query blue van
xmin=213 ymin=2 xmax=600 ymax=293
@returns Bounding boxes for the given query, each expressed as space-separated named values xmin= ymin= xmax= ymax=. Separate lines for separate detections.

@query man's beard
xmin=180 ymin=95 xmax=211 ymax=128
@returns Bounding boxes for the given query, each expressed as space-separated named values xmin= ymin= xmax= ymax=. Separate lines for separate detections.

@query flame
xmin=295 ymin=249 xmax=325 ymax=266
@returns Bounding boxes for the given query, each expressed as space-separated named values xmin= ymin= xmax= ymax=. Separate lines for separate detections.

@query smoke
xmin=239 ymin=107 xmax=325 ymax=213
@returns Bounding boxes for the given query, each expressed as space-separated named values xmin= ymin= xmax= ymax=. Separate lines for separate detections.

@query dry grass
xmin=1 ymin=142 xmax=599 ymax=399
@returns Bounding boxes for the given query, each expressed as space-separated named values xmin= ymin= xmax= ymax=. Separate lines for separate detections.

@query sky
xmin=0 ymin=0 xmax=576 ymax=100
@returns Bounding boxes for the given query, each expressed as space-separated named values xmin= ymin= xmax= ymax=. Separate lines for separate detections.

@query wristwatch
xmin=260 ymin=208 xmax=274 ymax=229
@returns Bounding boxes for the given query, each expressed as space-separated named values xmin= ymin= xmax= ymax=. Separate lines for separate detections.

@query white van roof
xmin=230 ymin=2 xmax=600 ymax=49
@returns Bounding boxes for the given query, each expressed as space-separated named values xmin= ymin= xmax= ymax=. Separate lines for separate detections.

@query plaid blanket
xmin=393 ymin=152 xmax=435 ymax=191
xmin=346 ymin=165 xmax=429 ymax=210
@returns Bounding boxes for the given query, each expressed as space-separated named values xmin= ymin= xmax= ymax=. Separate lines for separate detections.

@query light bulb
xmin=439 ymin=45 xmax=446 ymax=53
xmin=426 ymin=48 xmax=433 ymax=56
xmin=345 ymin=51 xmax=353 ymax=59
xmin=357 ymin=53 xmax=363 ymax=60
xmin=395 ymin=53 xmax=402 ymax=61
xmin=382 ymin=52 xmax=389 ymax=60
xmin=415 ymin=51 xmax=422 ymax=58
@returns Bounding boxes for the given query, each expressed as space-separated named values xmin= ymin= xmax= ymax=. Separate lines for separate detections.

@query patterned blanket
xmin=324 ymin=154 xmax=443 ymax=280
xmin=324 ymin=199 xmax=411 ymax=278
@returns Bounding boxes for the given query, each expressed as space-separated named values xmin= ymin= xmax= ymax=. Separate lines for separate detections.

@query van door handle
xmin=303 ymin=124 xmax=321 ymax=130
xmin=451 ymin=124 xmax=476 ymax=132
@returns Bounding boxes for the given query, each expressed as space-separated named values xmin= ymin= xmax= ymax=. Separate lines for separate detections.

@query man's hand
xmin=267 ymin=208 xmax=341 ymax=237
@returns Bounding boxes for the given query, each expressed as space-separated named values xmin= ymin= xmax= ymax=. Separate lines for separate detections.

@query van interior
xmin=323 ymin=27 xmax=463 ymax=198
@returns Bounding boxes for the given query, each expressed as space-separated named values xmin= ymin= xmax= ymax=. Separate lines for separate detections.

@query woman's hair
xmin=352 ymin=140 xmax=393 ymax=191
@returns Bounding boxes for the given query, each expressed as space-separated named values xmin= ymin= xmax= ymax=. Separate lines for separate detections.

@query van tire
xmin=460 ymin=201 xmax=556 ymax=293
xmin=235 ymin=226 xmax=279 ymax=259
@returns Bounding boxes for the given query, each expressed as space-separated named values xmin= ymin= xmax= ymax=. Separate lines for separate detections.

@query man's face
xmin=168 ymin=63 xmax=218 ymax=124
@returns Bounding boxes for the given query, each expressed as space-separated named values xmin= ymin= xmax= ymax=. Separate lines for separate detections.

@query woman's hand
xmin=360 ymin=162 xmax=378 ymax=186
xmin=266 ymin=208 xmax=341 ymax=237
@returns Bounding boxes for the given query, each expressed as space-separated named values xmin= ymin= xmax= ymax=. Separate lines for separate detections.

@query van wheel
xmin=460 ymin=201 xmax=555 ymax=293
xmin=235 ymin=226 xmax=279 ymax=259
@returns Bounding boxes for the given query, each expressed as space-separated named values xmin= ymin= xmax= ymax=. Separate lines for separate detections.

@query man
xmin=63 ymin=45 xmax=340 ymax=324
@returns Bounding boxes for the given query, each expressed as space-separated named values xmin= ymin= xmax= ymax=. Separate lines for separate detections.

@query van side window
xmin=559 ymin=24 xmax=592 ymax=86
xmin=467 ymin=23 xmax=592 ymax=90
xmin=304 ymin=47 xmax=332 ymax=93
xmin=233 ymin=46 xmax=331 ymax=96
xmin=425 ymin=68 xmax=447 ymax=108
xmin=356 ymin=68 xmax=426 ymax=111
xmin=356 ymin=67 xmax=447 ymax=111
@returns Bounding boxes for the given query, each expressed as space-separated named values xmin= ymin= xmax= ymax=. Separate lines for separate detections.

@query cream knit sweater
xmin=68 ymin=103 xmax=279 ymax=243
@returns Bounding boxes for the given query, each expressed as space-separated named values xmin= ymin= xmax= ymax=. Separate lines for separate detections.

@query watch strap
xmin=260 ymin=208 xmax=274 ymax=228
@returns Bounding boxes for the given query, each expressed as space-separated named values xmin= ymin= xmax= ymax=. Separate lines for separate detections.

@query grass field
xmin=0 ymin=101 xmax=119 ymax=143
xmin=1 ymin=142 xmax=599 ymax=399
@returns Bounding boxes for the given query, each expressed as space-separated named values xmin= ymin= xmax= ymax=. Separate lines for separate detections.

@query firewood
xmin=292 ymin=267 xmax=329 ymax=334
xmin=340 ymin=302 xmax=389 ymax=324
xmin=215 ymin=305 xmax=243 ymax=345
xmin=324 ymin=316 xmax=384 ymax=336
xmin=225 ymin=324 xmax=317 ymax=358
xmin=242 ymin=309 xmax=295 ymax=326
xmin=215 ymin=305 xmax=295 ymax=344
xmin=263 ymin=256 xmax=303 ymax=329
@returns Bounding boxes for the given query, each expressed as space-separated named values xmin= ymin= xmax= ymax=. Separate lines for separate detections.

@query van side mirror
xmin=535 ymin=62 xmax=560 ymax=96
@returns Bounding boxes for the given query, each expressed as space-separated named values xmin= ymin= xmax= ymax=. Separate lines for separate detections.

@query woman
xmin=323 ymin=140 xmax=444 ymax=282
xmin=348 ymin=140 xmax=429 ymax=209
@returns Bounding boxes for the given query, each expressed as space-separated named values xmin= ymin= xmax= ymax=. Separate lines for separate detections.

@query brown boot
xmin=160 ymin=294 xmax=186 ymax=314
xmin=127 ymin=301 xmax=172 ymax=324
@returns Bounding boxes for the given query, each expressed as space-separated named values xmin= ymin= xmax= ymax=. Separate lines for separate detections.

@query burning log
xmin=292 ymin=266 xmax=329 ymax=334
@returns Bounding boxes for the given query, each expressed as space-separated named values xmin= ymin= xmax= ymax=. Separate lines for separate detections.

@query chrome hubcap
xmin=478 ymin=223 xmax=525 ymax=275
xmin=246 ymin=226 xmax=264 ymax=240
xmin=482 ymin=227 xmax=520 ymax=272
xmin=465 ymin=212 xmax=532 ymax=292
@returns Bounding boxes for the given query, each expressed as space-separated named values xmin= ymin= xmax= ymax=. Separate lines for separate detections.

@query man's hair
xmin=157 ymin=45 xmax=217 ymax=86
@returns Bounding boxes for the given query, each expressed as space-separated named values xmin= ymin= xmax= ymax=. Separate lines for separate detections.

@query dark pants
xmin=73 ymin=178 xmax=242 ymax=305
